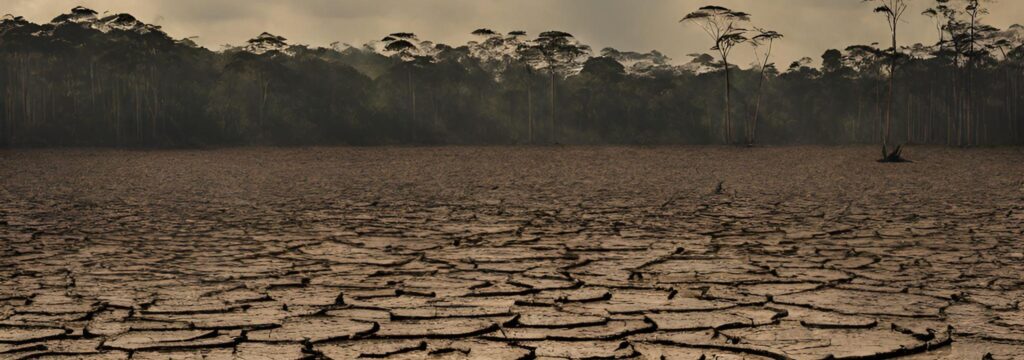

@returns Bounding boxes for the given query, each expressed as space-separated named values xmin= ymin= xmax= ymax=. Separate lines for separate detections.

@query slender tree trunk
xmin=909 ymin=93 xmax=914 ymax=143
xmin=260 ymin=78 xmax=269 ymax=142
xmin=151 ymin=68 xmax=158 ymax=145
xmin=704 ymin=98 xmax=711 ymax=143
xmin=1007 ymin=67 xmax=1013 ymax=144
xmin=408 ymin=69 xmax=416 ymax=142
xmin=856 ymin=94 xmax=863 ymax=142
xmin=19 ymin=55 xmax=30 ymax=146
xmin=114 ymin=79 xmax=120 ymax=147
xmin=749 ymin=63 xmax=765 ymax=145
xmin=527 ymin=86 xmax=533 ymax=144
xmin=508 ymin=93 xmax=514 ymax=142
xmin=1011 ymin=68 xmax=1019 ymax=143
xmin=875 ymin=86 xmax=882 ymax=146
xmin=135 ymin=78 xmax=142 ymax=145
xmin=579 ymin=94 xmax=586 ymax=134
xmin=723 ymin=55 xmax=733 ymax=144
xmin=967 ymin=13 xmax=977 ymax=146
xmin=750 ymin=73 xmax=764 ymax=145
xmin=1011 ymin=68 xmax=1019 ymax=144
xmin=4 ymin=58 xmax=11 ymax=146
xmin=945 ymin=90 xmax=950 ymax=145
xmin=885 ymin=26 xmax=896 ymax=150
xmin=927 ymin=87 xmax=934 ymax=143
xmin=750 ymin=42 xmax=772 ymax=145
xmin=550 ymin=72 xmax=556 ymax=144
xmin=952 ymin=63 xmax=960 ymax=146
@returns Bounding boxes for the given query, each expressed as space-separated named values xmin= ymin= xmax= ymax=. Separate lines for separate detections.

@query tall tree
xmin=384 ymin=37 xmax=421 ymax=140
xmin=748 ymin=27 xmax=782 ymax=145
xmin=682 ymin=5 xmax=750 ymax=144
xmin=923 ymin=2 xmax=962 ymax=145
xmin=865 ymin=0 xmax=909 ymax=161
xmin=513 ymin=42 xmax=542 ymax=144
xmin=531 ymin=31 xmax=590 ymax=143
xmin=962 ymin=0 xmax=993 ymax=145
xmin=924 ymin=0 xmax=995 ymax=146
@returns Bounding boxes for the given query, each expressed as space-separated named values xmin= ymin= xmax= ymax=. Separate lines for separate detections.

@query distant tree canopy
xmin=1 ymin=5 xmax=1023 ymax=147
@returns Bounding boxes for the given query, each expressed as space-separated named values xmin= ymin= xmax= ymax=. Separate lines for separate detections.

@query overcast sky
xmin=8 ymin=0 xmax=1024 ymax=66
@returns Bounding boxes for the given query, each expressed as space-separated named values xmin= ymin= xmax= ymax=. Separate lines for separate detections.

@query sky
xmin=7 ymin=0 xmax=1024 ymax=67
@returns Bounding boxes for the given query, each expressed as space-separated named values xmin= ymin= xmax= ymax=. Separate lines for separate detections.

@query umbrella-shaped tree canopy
xmin=244 ymin=32 xmax=290 ymax=55
xmin=472 ymin=28 xmax=498 ymax=37
xmin=524 ymin=30 xmax=592 ymax=77
xmin=384 ymin=39 xmax=416 ymax=52
xmin=539 ymin=31 xmax=573 ymax=39
xmin=389 ymin=32 xmax=416 ymax=39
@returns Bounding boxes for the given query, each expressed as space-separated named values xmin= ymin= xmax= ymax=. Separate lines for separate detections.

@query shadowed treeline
xmin=1 ymin=3 xmax=1023 ymax=147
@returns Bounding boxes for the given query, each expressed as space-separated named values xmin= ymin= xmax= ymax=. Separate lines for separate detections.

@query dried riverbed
xmin=1 ymin=146 xmax=1023 ymax=359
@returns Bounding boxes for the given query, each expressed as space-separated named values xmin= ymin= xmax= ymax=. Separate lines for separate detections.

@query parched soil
xmin=0 ymin=146 xmax=1023 ymax=360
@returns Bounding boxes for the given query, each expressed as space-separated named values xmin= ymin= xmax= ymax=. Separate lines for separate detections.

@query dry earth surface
xmin=1 ymin=146 xmax=1023 ymax=360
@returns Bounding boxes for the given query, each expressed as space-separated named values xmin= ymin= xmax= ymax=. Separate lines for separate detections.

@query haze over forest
xmin=1 ymin=1 xmax=1023 ymax=147
xmin=12 ymin=0 xmax=1024 ymax=67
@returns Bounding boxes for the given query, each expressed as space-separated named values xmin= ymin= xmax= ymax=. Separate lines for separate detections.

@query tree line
xmin=1 ymin=2 xmax=1022 ymax=148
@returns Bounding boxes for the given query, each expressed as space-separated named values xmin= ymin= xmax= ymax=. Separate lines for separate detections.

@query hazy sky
xmin=8 ymin=0 xmax=1024 ymax=66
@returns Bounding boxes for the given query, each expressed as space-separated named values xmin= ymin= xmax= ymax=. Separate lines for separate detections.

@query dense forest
xmin=1 ymin=2 xmax=1023 ymax=147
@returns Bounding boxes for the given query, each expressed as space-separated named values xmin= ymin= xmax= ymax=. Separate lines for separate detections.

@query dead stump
xmin=879 ymin=144 xmax=911 ymax=163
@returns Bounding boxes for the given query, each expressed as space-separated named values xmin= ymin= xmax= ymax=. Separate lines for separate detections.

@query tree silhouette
xmin=511 ymin=37 xmax=542 ymax=143
xmin=923 ymin=0 xmax=996 ymax=146
xmin=532 ymin=31 xmax=591 ymax=143
xmin=748 ymin=27 xmax=782 ymax=145
xmin=471 ymin=28 xmax=497 ymax=37
xmin=865 ymin=0 xmax=909 ymax=161
xmin=991 ymin=26 xmax=1024 ymax=144
xmin=383 ymin=37 xmax=421 ymax=140
xmin=962 ymin=0 xmax=993 ymax=146
xmin=682 ymin=5 xmax=750 ymax=144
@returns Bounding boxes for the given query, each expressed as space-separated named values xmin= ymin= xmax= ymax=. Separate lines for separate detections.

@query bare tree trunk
xmin=508 ymin=93 xmax=514 ymax=142
xmin=135 ymin=78 xmax=142 ymax=144
xmin=550 ymin=72 xmax=556 ymax=144
xmin=723 ymin=55 xmax=733 ymax=144
xmin=19 ymin=55 xmax=30 ymax=146
xmin=704 ymin=98 xmax=711 ymax=142
xmin=885 ymin=27 xmax=896 ymax=150
xmin=4 ymin=57 xmax=12 ymax=146
xmin=527 ymin=87 xmax=533 ymax=144
xmin=260 ymin=78 xmax=269 ymax=142
xmin=909 ymin=93 xmax=917 ymax=143
xmin=408 ymin=69 xmax=415 ymax=142
xmin=875 ymin=86 xmax=881 ymax=145
xmin=947 ymin=91 xmax=952 ymax=146
xmin=1011 ymin=68 xmax=1019 ymax=144
xmin=927 ymin=87 xmax=933 ymax=143
xmin=750 ymin=47 xmax=771 ymax=145
xmin=856 ymin=94 xmax=863 ymax=142
xmin=950 ymin=54 xmax=961 ymax=146
xmin=1011 ymin=69 xmax=1019 ymax=143
xmin=432 ymin=90 xmax=438 ymax=129
xmin=114 ymin=79 xmax=120 ymax=147
xmin=966 ymin=12 xmax=976 ymax=146
xmin=150 ymin=67 xmax=158 ymax=145
xmin=1007 ymin=67 xmax=1013 ymax=144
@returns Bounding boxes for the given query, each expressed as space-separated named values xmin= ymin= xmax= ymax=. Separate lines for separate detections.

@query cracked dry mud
xmin=0 ymin=146 xmax=1022 ymax=360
